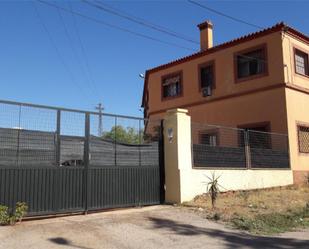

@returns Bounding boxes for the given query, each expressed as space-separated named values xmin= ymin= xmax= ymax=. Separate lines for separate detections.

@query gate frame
xmin=0 ymin=98 xmax=165 ymax=217
xmin=159 ymin=120 xmax=165 ymax=204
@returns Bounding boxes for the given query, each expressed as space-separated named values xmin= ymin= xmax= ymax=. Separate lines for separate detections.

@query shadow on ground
xmin=148 ymin=217 xmax=309 ymax=249
xmin=48 ymin=237 xmax=92 ymax=249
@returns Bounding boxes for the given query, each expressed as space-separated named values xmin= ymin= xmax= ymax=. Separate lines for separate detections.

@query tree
xmin=102 ymin=123 xmax=162 ymax=144
xmin=102 ymin=125 xmax=141 ymax=144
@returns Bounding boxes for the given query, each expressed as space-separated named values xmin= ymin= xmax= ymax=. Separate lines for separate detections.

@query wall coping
xmin=166 ymin=108 xmax=189 ymax=115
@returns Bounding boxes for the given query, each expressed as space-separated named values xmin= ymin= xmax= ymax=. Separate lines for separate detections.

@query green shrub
xmin=0 ymin=205 xmax=10 ymax=225
xmin=231 ymin=216 xmax=252 ymax=231
xmin=0 ymin=202 xmax=28 ymax=226
xmin=231 ymin=205 xmax=309 ymax=234
xmin=14 ymin=202 xmax=28 ymax=223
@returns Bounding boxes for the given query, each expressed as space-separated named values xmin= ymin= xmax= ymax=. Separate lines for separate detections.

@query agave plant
xmin=204 ymin=172 xmax=224 ymax=209
xmin=305 ymin=173 xmax=309 ymax=185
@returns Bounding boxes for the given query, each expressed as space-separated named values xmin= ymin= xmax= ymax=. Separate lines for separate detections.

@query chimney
xmin=197 ymin=20 xmax=213 ymax=51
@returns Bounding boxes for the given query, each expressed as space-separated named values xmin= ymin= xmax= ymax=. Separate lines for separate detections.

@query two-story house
xmin=142 ymin=21 xmax=309 ymax=184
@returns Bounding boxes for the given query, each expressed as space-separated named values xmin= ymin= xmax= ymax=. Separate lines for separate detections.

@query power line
xmin=188 ymin=0 xmax=264 ymax=30
xmin=32 ymin=2 xmax=93 ymax=103
xmin=56 ymin=4 xmax=100 ymax=100
xmin=37 ymin=0 xmax=196 ymax=52
xmin=94 ymin=0 xmax=198 ymax=44
xmin=83 ymin=0 xmax=199 ymax=45
xmin=68 ymin=1 xmax=103 ymax=101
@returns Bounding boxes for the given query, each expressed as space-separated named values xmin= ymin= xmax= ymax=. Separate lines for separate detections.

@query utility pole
xmin=95 ymin=103 xmax=104 ymax=136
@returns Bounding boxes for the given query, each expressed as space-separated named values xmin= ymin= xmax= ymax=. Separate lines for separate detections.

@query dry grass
xmin=183 ymin=185 xmax=309 ymax=234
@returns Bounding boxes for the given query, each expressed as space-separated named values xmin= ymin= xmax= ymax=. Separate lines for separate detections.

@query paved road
xmin=1 ymin=206 xmax=309 ymax=249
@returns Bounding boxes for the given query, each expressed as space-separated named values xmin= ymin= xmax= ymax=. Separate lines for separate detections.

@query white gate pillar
xmin=163 ymin=108 xmax=192 ymax=203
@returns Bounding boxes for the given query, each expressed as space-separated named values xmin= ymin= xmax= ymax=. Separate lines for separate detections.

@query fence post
xmin=54 ymin=109 xmax=61 ymax=212
xmin=244 ymin=131 xmax=251 ymax=169
xmin=16 ymin=104 xmax=22 ymax=167
xmin=159 ymin=119 xmax=165 ymax=204
xmin=83 ymin=113 xmax=90 ymax=214
xmin=55 ymin=110 xmax=61 ymax=166
xmin=114 ymin=117 xmax=117 ymax=166
xmin=138 ymin=119 xmax=141 ymax=167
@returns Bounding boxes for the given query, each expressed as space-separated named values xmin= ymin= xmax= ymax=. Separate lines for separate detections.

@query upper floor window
xmin=294 ymin=49 xmax=309 ymax=77
xmin=298 ymin=125 xmax=309 ymax=153
xmin=235 ymin=45 xmax=267 ymax=81
xmin=162 ymin=72 xmax=182 ymax=99
xmin=199 ymin=62 xmax=215 ymax=89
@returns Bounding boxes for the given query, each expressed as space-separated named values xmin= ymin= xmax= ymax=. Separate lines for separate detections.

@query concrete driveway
xmin=0 ymin=206 xmax=309 ymax=249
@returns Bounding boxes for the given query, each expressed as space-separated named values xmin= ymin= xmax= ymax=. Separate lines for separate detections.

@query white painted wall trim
xmin=180 ymin=169 xmax=293 ymax=202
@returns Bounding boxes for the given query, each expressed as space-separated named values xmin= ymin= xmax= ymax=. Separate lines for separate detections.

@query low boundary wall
xmin=180 ymin=168 xmax=293 ymax=202
xmin=163 ymin=108 xmax=294 ymax=203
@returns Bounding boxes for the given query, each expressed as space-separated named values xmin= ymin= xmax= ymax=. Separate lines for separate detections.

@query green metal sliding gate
xmin=0 ymin=99 xmax=165 ymax=216
xmin=0 ymin=165 xmax=162 ymax=216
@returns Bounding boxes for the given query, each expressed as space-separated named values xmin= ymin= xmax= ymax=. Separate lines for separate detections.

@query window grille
xmin=298 ymin=125 xmax=309 ymax=153
xmin=295 ymin=50 xmax=309 ymax=76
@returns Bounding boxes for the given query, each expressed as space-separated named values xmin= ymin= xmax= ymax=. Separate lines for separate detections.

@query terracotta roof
xmin=141 ymin=22 xmax=309 ymax=108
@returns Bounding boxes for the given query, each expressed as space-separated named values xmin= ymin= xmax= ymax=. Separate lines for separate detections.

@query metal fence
xmin=0 ymin=100 xmax=161 ymax=168
xmin=0 ymin=99 xmax=164 ymax=215
xmin=192 ymin=123 xmax=290 ymax=169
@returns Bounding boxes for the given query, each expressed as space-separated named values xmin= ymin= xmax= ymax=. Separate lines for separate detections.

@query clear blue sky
xmin=0 ymin=0 xmax=308 ymax=117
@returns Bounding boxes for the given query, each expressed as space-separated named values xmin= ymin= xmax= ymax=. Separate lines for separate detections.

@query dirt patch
xmin=183 ymin=185 xmax=309 ymax=234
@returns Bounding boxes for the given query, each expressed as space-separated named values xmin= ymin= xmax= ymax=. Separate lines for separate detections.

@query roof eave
xmin=140 ymin=22 xmax=309 ymax=110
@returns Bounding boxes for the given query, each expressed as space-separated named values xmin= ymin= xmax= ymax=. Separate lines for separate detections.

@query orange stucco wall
xmin=282 ymin=32 xmax=309 ymax=89
xmin=150 ymin=87 xmax=287 ymax=131
xmin=150 ymin=87 xmax=288 ymax=150
xmin=146 ymin=31 xmax=286 ymax=132
xmin=282 ymin=33 xmax=309 ymax=180
xmin=146 ymin=28 xmax=309 ymax=183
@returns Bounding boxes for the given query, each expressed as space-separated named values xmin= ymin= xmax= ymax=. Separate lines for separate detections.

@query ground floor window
xmin=238 ymin=123 xmax=271 ymax=149
xmin=199 ymin=132 xmax=217 ymax=146
xmin=298 ymin=125 xmax=309 ymax=153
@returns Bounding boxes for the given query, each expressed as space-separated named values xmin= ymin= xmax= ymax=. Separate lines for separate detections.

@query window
xmin=162 ymin=73 xmax=182 ymax=99
xmin=298 ymin=125 xmax=309 ymax=153
xmin=236 ymin=47 xmax=266 ymax=79
xmin=238 ymin=124 xmax=271 ymax=149
xmin=200 ymin=133 xmax=217 ymax=146
xmin=200 ymin=63 xmax=215 ymax=89
xmin=295 ymin=49 xmax=309 ymax=76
